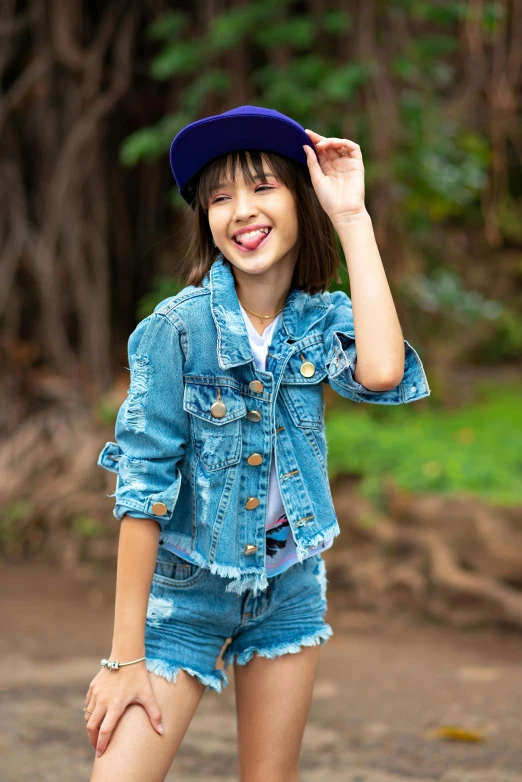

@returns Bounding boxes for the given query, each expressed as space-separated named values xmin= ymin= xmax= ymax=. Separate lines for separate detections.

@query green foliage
xmin=0 ymin=500 xmax=32 ymax=552
xmin=120 ymin=115 xmax=191 ymax=166
xmin=146 ymin=10 xmax=190 ymax=40
xmin=498 ymin=197 xmax=522 ymax=243
xmin=319 ymin=10 xmax=352 ymax=33
xmin=151 ymin=41 xmax=203 ymax=79
xmin=474 ymin=307 xmax=522 ymax=363
xmin=136 ymin=274 xmax=187 ymax=320
xmin=325 ymin=383 xmax=522 ymax=507
xmin=393 ymin=99 xmax=491 ymax=227
xmin=321 ymin=63 xmax=369 ymax=101
xmin=400 ymin=269 xmax=503 ymax=324
xmin=254 ymin=18 xmax=315 ymax=50
xmin=93 ymin=397 xmax=119 ymax=428
xmin=207 ymin=2 xmax=274 ymax=50
xmin=71 ymin=515 xmax=105 ymax=539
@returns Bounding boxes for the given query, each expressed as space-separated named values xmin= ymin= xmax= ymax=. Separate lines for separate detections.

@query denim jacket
xmin=98 ymin=253 xmax=430 ymax=595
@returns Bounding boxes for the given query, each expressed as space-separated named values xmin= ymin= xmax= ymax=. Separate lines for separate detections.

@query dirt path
xmin=2 ymin=560 xmax=522 ymax=781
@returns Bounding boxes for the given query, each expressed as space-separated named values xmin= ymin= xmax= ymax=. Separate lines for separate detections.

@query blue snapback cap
xmin=169 ymin=105 xmax=318 ymax=209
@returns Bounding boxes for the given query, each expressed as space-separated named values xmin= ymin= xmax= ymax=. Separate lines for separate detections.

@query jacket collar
xmin=205 ymin=253 xmax=332 ymax=370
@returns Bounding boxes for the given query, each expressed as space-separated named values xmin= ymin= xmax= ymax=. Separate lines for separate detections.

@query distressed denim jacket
xmin=98 ymin=253 xmax=430 ymax=595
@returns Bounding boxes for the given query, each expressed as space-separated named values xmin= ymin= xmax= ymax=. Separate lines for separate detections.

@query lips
xmin=232 ymin=227 xmax=273 ymax=252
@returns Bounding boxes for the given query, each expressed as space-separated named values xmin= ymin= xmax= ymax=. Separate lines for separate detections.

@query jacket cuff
xmin=98 ymin=441 xmax=182 ymax=527
xmin=326 ymin=331 xmax=431 ymax=404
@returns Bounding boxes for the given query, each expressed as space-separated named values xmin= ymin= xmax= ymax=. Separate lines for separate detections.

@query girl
xmin=86 ymin=105 xmax=430 ymax=781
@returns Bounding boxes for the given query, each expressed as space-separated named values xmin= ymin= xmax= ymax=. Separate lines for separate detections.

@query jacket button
xmin=210 ymin=400 xmax=227 ymax=417
xmin=152 ymin=502 xmax=168 ymax=516
xmin=300 ymin=361 xmax=316 ymax=377
xmin=249 ymin=380 xmax=264 ymax=393
xmin=247 ymin=453 xmax=263 ymax=466
xmin=245 ymin=497 xmax=260 ymax=509
xmin=246 ymin=409 xmax=262 ymax=422
xmin=244 ymin=544 xmax=258 ymax=556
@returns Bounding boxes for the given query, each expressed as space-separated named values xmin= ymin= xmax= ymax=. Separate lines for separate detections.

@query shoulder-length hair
xmin=177 ymin=149 xmax=342 ymax=295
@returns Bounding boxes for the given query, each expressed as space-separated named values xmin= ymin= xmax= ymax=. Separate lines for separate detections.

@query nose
xmin=232 ymin=191 xmax=259 ymax=223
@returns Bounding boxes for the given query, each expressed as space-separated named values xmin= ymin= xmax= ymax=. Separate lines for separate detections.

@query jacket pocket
xmin=183 ymin=380 xmax=246 ymax=471
xmin=279 ymin=384 xmax=325 ymax=430
xmin=280 ymin=341 xmax=327 ymax=429
xmin=281 ymin=341 xmax=328 ymax=386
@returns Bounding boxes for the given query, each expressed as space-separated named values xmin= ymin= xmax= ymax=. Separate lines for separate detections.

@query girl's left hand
xmin=303 ymin=129 xmax=366 ymax=223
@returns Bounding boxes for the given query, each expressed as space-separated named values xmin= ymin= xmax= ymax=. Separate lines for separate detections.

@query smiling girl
xmin=87 ymin=105 xmax=430 ymax=781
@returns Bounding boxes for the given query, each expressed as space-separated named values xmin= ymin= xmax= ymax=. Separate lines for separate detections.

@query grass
xmin=325 ymin=380 xmax=522 ymax=508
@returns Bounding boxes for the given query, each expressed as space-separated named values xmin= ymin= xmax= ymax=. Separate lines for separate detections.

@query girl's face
xmin=207 ymin=155 xmax=300 ymax=278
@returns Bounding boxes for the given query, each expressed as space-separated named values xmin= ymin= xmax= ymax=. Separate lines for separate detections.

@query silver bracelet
xmin=101 ymin=656 xmax=146 ymax=671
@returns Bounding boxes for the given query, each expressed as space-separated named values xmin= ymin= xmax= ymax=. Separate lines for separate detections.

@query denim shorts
xmin=144 ymin=547 xmax=333 ymax=694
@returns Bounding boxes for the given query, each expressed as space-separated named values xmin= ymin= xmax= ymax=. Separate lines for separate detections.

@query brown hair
xmin=177 ymin=149 xmax=342 ymax=295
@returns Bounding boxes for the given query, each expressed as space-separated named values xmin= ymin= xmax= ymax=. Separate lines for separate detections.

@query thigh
xmin=234 ymin=644 xmax=320 ymax=782
xmin=227 ymin=554 xmax=333 ymax=782
xmin=90 ymin=668 xmax=206 ymax=782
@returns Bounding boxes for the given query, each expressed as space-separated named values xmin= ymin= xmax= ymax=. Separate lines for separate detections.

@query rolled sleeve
xmin=324 ymin=291 xmax=431 ymax=405
xmin=97 ymin=311 xmax=190 ymax=529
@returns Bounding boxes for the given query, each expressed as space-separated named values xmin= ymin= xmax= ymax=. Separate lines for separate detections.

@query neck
xmin=232 ymin=265 xmax=294 ymax=321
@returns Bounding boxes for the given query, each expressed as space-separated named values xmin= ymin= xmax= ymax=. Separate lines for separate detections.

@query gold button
xmin=246 ymin=409 xmax=262 ymax=422
xmin=245 ymin=497 xmax=260 ymax=510
xmin=244 ymin=544 xmax=258 ymax=556
xmin=247 ymin=453 xmax=263 ymax=466
xmin=210 ymin=400 xmax=227 ymax=418
xmin=300 ymin=361 xmax=316 ymax=377
xmin=249 ymin=380 xmax=264 ymax=393
xmin=152 ymin=502 xmax=168 ymax=516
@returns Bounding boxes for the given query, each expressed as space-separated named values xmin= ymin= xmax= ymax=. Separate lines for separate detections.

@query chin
xmin=229 ymin=252 xmax=282 ymax=272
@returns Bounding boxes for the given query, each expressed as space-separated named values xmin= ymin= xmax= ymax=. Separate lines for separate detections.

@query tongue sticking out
xmin=237 ymin=230 xmax=270 ymax=251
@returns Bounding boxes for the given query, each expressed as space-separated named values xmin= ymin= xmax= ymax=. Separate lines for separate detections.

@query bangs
xmin=196 ymin=149 xmax=293 ymax=211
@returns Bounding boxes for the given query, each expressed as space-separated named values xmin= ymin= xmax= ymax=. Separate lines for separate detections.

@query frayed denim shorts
xmin=144 ymin=547 xmax=333 ymax=694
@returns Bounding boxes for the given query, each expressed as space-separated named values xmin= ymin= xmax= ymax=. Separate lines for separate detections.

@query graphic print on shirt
xmin=266 ymin=513 xmax=291 ymax=559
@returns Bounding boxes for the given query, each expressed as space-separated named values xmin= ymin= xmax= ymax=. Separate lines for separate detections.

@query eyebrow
xmin=212 ymin=172 xmax=276 ymax=190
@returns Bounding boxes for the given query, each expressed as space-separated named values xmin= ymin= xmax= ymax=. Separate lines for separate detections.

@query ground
xmin=2 ymin=560 xmax=522 ymax=781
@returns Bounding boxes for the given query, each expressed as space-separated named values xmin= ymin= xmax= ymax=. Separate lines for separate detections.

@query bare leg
xmin=234 ymin=645 xmax=320 ymax=782
xmin=89 ymin=669 xmax=206 ymax=782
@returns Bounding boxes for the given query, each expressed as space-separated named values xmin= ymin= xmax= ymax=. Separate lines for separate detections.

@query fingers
xmin=142 ymin=695 xmax=164 ymax=735
xmin=94 ymin=706 xmax=125 ymax=757
xmin=305 ymin=128 xmax=327 ymax=142
xmin=316 ymin=138 xmax=362 ymax=160
xmin=302 ymin=144 xmax=325 ymax=186
xmin=84 ymin=695 xmax=95 ymax=724
xmin=86 ymin=701 xmax=107 ymax=753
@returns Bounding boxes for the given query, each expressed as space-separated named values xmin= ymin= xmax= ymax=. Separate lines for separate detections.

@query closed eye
xmin=212 ymin=186 xmax=274 ymax=204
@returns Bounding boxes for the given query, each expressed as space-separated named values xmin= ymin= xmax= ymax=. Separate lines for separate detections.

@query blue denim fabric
xmin=98 ymin=253 xmax=430 ymax=596
xmin=145 ymin=547 xmax=332 ymax=693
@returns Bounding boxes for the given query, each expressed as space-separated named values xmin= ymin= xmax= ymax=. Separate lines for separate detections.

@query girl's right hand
xmin=84 ymin=662 xmax=164 ymax=758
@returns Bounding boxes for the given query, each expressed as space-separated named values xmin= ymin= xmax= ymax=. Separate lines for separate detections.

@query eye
xmin=211 ymin=185 xmax=274 ymax=204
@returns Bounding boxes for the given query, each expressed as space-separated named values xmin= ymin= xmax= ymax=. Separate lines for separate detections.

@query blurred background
xmin=2 ymin=1 xmax=522 ymax=780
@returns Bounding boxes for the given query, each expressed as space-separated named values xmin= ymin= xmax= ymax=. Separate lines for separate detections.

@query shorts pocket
xmin=154 ymin=547 xmax=205 ymax=587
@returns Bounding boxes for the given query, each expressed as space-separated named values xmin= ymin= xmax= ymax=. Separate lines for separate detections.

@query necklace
xmin=238 ymin=299 xmax=286 ymax=326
